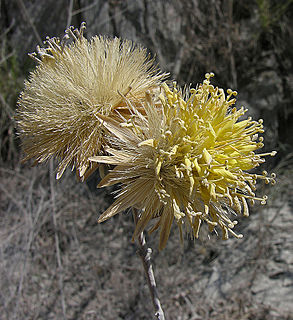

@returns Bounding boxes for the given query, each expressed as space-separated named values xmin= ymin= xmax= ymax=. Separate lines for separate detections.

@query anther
xmin=28 ymin=53 xmax=41 ymax=63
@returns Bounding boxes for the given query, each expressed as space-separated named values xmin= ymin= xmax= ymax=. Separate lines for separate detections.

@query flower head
xmin=16 ymin=23 xmax=166 ymax=179
xmin=90 ymin=73 xmax=276 ymax=250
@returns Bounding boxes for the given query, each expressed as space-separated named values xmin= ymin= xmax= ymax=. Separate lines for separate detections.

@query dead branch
xmin=132 ymin=208 xmax=165 ymax=320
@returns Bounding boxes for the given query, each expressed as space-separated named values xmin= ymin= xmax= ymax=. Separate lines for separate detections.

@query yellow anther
xmin=155 ymin=158 xmax=162 ymax=176
xmin=232 ymin=196 xmax=241 ymax=214
xmin=185 ymin=158 xmax=192 ymax=171
xmin=203 ymin=148 xmax=212 ymax=165
xmin=228 ymin=228 xmax=243 ymax=239
xmin=241 ymin=197 xmax=249 ymax=217
xmin=138 ymin=139 xmax=154 ymax=147
xmin=165 ymin=130 xmax=172 ymax=136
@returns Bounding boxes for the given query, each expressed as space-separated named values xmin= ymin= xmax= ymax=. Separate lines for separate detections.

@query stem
xmin=50 ymin=160 xmax=67 ymax=319
xmin=132 ymin=208 xmax=165 ymax=320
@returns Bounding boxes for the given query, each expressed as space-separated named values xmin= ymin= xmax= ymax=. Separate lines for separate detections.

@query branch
xmin=132 ymin=208 xmax=165 ymax=320
xmin=49 ymin=160 xmax=67 ymax=319
xmin=66 ymin=0 xmax=74 ymax=29
xmin=227 ymin=0 xmax=237 ymax=88
xmin=0 ymin=92 xmax=14 ymax=118
xmin=16 ymin=0 xmax=42 ymax=45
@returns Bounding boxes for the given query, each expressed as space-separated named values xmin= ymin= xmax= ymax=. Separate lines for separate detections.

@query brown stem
xmin=50 ymin=160 xmax=67 ymax=319
xmin=132 ymin=208 xmax=165 ymax=320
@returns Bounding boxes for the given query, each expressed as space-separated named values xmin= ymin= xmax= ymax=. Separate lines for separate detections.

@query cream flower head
xmin=90 ymin=73 xmax=276 ymax=250
xmin=16 ymin=23 xmax=167 ymax=179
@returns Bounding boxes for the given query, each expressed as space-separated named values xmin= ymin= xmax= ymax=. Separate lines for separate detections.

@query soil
xmin=0 ymin=162 xmax=292 ymax=320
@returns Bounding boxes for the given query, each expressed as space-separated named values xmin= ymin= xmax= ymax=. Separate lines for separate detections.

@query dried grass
xmin=0 ymin=160 xmax=292 ymax=320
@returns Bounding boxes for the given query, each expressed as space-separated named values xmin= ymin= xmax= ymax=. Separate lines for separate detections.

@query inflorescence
xmin=16 ymin=24 xmax=276 ymax=250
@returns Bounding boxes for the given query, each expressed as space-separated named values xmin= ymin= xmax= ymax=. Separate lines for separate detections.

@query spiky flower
xmin=16 ymin=23 xmax=166 ymax=179
xmin=90 ymin=73 xmax=276 ymax=250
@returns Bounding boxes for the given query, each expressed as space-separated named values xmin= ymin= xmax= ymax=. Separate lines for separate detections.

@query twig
xmin=72 ymin=0 xmax=99 ymax=16
xmin=0 ymin=92 xmax=14 ymax=118
xmin=0 ymin=51 xmax=15 ymax=66
xmin=12 ymin=171 xmax=37 ymax=320
xmin=16 ymin=0 xmax=42 ymax=45
xmin=66 ymin=0 xmax=74 ymax=29
xmin=0 ymin=19 xmax=15 ymax=39
xmin=132 ymin=208 xmax=165 ymax=320
xmin=49 ymin=160 xmax=67 ymax=319
xmin=227 ymin=0 xmax=237 ymax=89
xmin=172 ymin=43 xmax=184 ymax=79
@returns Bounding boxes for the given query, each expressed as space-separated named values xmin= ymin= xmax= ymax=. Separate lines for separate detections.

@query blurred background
xmin=1 ymin=1 xmax=293 ymax=319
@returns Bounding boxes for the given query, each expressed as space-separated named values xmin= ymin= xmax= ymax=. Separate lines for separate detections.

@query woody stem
xmin=132 ymin=207 xmax=165 ymax=320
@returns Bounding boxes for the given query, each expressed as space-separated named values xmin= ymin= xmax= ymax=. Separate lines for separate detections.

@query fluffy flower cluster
xmin=90 ymin=73 xmax=276 ymax=250
xmin=16 ymin=23 xmax=166 ymax=179
xmin=16 ymin=23 xmax=276 ymax=249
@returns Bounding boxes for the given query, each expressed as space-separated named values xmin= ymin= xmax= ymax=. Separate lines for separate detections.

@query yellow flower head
xmin=90 ymin=73 xmax=276 ymax=250
xmin=16 ymin=23 xmax=166 ymax=179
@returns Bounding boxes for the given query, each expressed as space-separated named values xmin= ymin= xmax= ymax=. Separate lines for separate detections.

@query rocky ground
xmin=0 ymin=158 xmax=292 ymax=320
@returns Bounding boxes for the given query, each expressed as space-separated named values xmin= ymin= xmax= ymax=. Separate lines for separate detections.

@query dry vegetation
xmin=1 ymin=0 xmax=293 ymax=319
xmin=1 ymin=161 xmax=293 ymax=319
